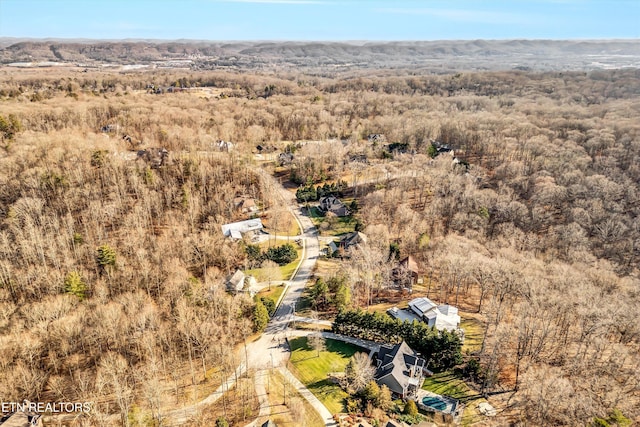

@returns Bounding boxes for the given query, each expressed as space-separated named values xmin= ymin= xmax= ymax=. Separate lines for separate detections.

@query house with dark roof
xmin=367 ymin=134 xmax=387 ymax=144
xmin=339 ymin=231 xmax=367 ymax=251
xmin=374 ymin=341 xmax=426 ymax=398
xmin=318 ymin=196 xmax=350 ymax=217
xmin=392 ymin=255 xmax=420 ymax=289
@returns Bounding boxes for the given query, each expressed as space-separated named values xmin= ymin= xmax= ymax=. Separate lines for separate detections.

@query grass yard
xmin=280 ymin=247 xmax=303 ymax=280
xmin=258 ymin=283 xmax=287 ymax=305
xmin=246 ymin=246 xmax=302 ymax=282
xmin=291 ymin=321 xmax=332 ymax=332
xmin=288 ymin=337 xmax=366 ymax=414
xmin=460 ymin=317 xmax=485 ymax=355
xmin=422 ymin=371 xmax=487 ymax=426
xmin=367 ymin=299 xmax=409 ymax=315
xmin=308 ymin=206 xmax=325 ymax=226
xmin=262 ymin=209 xmax=301 ymax=236
xmin=308 ymin=206 xmax=358 ymax=237
xmin=266 ymin=371 xmax=326 ymax=427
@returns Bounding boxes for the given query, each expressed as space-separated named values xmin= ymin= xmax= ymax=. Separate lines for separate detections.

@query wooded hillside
xmin=0 ymin=66 xmax=638 ymax=425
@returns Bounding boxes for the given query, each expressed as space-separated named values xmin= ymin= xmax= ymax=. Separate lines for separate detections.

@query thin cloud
xmin=221 ymin=0 xmax=326 ymax=4
xmin=375 ymin=7 xmax=533 ymax=25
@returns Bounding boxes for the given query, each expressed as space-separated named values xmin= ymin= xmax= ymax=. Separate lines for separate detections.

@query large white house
xmin=221 ymin=218 xmax=264 ymax=240
xmin=388 ymin=297 xmax=461 ymax=332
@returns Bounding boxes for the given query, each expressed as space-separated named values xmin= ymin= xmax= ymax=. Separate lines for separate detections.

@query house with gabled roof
xmin=392 ymin=255 xmax=420 ymax=289
xmin=374 ymin=341 xmax=426 ymax=398
xmin=225 ymin=270 xmax=259 ymax=296
xmin=339 ymin=231 xmax=367 ymax=251
xmin=318 ymin=196 xmax=350 ymax=217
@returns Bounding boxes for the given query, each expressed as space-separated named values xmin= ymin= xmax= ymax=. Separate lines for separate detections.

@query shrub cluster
xmin=246 ymin=243 xmax=298 ymax=266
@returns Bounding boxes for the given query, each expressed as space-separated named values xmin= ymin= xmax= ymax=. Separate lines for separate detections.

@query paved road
xmin=163 ymin=170 xmax=332 ymax=426
xmin=245 ymin=176 xmax=321 ymax=371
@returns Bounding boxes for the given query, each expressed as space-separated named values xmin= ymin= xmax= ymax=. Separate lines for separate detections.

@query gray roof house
xmin=339 ymin=231 xmax=367 ymax=251
xmin=389 ymin=297 xmax=461 ymax=332
xmin=374 ymin=341 xmax=426 ymax=398
xmin=318 ymin=196 xmax=350 ymax=217
xmin=226 ymin=270 xmax=246 ymax=293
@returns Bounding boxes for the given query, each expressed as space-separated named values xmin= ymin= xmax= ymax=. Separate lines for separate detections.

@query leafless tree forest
xmin=0 ymin=66 xmax=639 ymax=425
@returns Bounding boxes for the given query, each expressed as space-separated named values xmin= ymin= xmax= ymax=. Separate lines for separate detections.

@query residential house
xmin=392 ymin=255 xmax=420 ymax=289
xmin=221 ymin=218 xmax=264 ymax=240
xmin=339 ymin=231 xmax=367 ymax=251
xmin=431 ymin=140 xmax=454 ymax=156
xmin=278 ymin=152 xmax=294 ymax=166
xmin=217 ymin=140 xmax=234 ymax=152
xmin=387 ymin=297 xmax=461 ymax=333
xmin=408 ymin=297 xmax=460 ymax=332
xmin=367 ymin=134 xmax=387 ymax=144
xmin=374 ymin=341 xmax=426 ymax=398
xmin=233 ymin=197 xmax=259 ymax=214
xmin=318 ymin=196 xmax=350 ymax=217
xmin=225 ymin=270 xmax=259 ymax=296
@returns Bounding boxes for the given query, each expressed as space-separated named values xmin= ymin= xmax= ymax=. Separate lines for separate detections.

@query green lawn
xmin=308 ymin=206 xmax=325 ymax=226
xmin=422 ymin=371 xmax=487 ymax=426
xmin=258 ymin=283 xmax=286 ymax=305
xmin=460 ymin=317 xmax=485 ymax=355
xmin=245 ymin=247 xmax=302 ymax=282
xmin=288 ymin=337 xmax=366 ymax=414
xmin=280 ymin=247 xmax=303 ymax=279
xmin=308 ymin=207 xmax=358 ymax=237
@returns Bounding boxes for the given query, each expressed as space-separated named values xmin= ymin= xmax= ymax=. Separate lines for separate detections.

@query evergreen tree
xmin=403 ymin=399 xmax=418 ymax=416
xmin=252 ymin=298 xmax=269 ymax=332
xmin=64 ymin=271 xmax=87 ymax=300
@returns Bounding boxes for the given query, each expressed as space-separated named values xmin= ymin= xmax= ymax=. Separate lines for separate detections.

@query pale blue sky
xmin=0 ymin=0 xmax=638 ymax=40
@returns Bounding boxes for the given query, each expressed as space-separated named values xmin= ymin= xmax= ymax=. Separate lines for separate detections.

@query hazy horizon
xmin=1 ymin=0 xmax=638 ymax=41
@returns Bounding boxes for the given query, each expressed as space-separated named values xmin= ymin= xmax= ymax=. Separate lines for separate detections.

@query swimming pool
xmin=421 ymin=396 xmax=447 ymax=411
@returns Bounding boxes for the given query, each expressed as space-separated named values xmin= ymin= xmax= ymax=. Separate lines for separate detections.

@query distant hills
xmin=1 ymin=39 xmax=639 ymax=72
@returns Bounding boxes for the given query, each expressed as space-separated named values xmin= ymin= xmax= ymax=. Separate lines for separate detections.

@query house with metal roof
xmin=221 ymin=218 xmax=264 ymax=240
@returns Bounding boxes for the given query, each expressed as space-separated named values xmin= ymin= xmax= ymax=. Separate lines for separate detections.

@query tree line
xmin=333 ymin=310 xmax=462 ymax=371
